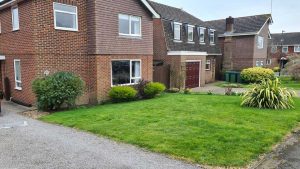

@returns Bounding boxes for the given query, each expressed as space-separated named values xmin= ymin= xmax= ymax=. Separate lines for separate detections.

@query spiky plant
xmin=241 ymin=78 xmax=295 ymax=109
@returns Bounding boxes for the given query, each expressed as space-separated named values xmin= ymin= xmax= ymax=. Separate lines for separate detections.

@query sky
xmin=152 ymin=0 xmax=299 ymax=33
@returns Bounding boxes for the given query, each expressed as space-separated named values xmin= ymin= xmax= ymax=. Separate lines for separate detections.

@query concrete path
xmin=0 ymin=101 xmax=199 ymax=169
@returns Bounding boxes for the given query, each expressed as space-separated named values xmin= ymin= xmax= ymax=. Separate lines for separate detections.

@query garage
xmin=185 ymin=61 xmax=200 ymax=88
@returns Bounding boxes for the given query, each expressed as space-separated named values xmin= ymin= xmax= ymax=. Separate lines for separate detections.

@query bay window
xmin=112 ymin=60 xmax=141 ymax=86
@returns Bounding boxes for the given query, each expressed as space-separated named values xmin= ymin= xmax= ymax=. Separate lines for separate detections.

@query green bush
xmin=32 ymin=72 xmax=84 ymax=111
xmin=241 ymin=78 xmax=295 ymax=109
xmin=144 ymin=82 xmax=166 ymax=98
xmin=241 ymin=67 xmax=275 ymax=83
xmin=109 ymin=86 xmax=137 ymax=102
xmin=273 ymin=67 xmax=280 ymax=72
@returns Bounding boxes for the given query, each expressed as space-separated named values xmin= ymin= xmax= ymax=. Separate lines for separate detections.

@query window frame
xmin=173 ymin=22 xmax=182 ymax=42
xmin=111 ymin=59 xmax=142 ymax=87
xmin=11 ymin=6 xmax=20 ymax=31
xmin=294 ymin=45 xmax=300 ymax=53
xmin=199 ymin=27 xmax=206 ymax=44
xmin=257 ymin=36 xmax=264 ymax=49
xmin=282 ymin=46 xmax=288 ymax=53
xmin=187 ymin=25 xmax=194 ymax=42
xmin=205 ymin=59 xmax=211 ymax=71
xmin=266 ymin=59 xmax=272 ymax=65
xmin=118 ymin=14 xmax=142 ymax=37
xmin=209 ymin=29 xmax=215 ymax=45
xmin=271 ymin=45 xmax=277 ymax=53
xmin=14 ymin=59 xmax=22 ymax=90
xmin=53 ymin=2 xmax=78 ymax=31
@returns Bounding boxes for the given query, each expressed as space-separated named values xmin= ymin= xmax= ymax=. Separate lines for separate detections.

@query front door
xmin=185 ymin=62 xmax=200 ymax=88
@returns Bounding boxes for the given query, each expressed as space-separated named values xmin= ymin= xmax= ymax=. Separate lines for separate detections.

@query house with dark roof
xmin=149 ymin=1 xmax=222 ymax=89
xmin=268 ymin=32 xmax=300 ymax=67
xmin=206 ymin=14 xmax=273 ymax=72
xmin=0 ymin=0 xmax=158 ymax=105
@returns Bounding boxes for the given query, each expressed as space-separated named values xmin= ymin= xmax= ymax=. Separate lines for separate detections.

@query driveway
xmin=0 ymin=101 xmax=199 ymax=169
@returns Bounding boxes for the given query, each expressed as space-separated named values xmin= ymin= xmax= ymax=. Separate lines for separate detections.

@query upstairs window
xmin=257 ymin=36 xmax=264 ymax=49
xmin=14 ymin=59 xmax=22 ymax=90
xmin=173 ymin=22 xmax=182 ymax=41
xmin=187 ymin=25 xmax=194 ymax=42
xmin=119 ymin=14 xmax=141 ymax=37
xmin=271 ymin=46 xmax=277 ymax=53
xmin=209 ymin=29 xmax=215 ymax=44
xmin=199 ymin=27 xmax=205 ymax=43
xmin=294 ymin=45 xmax=300 ymax=53
xmin=11 ymin=6 xmax=19 ymax=31
xmin=54 ymin=3 xmax=78 ymax=31
xmin=282 ymin=46 xmax=288 ymax=53
xmin=112 ymin=60 xmax=141 ymax=86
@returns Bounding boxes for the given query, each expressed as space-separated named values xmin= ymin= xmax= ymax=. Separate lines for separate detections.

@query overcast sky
xmin=152 ymin=0 xmax=299 ymax=33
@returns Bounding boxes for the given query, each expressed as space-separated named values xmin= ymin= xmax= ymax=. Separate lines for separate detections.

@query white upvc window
xmin=111 ymin=60 xmax=142 ymax=86
xmin=271 ymin=45 xmax=277 ymax=53
xmin=187 ymin=25 xmax=194 ymax=42
xmin=14 ymin=59 xmax=22 ymax=90
xmin=282 ymin=46 xmax=288 ymax=53
xmin=205 ymin=59 xmax=211 ymax=70
xmin=119 ymin=14 xmax=141 ymax=37
xmin=173 ymin=22 xmax=182 ymax=41
xmin=11 ymin=6 xmax=19 ymax=31
xmin=53 ymin=2 xmax=78 ymax=31
xmin=199 ymin=27 xmax=206 ymax=43
xmin=266 ymin=59 xmax=272 ymax=65
xmin=209 ymin=29 xmax=215 ymax=44
xmin=257 ymin=36 xmax=264 ymax=49
xmin=294 ymin=45 xmax=300 ymax=53
xmin=256 ymin=60 xmax=264 ymax=67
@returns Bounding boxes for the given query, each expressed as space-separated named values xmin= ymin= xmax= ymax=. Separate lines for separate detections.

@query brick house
xmin=268 ymin=32 xmax=300 ymax=68
xmin=0 ymin=0 xmax=159 ymax=105
xmin=206 ymin=14 xmax=273 ymax=74
xmin=149 ymin=1 xmax=221 ymax=89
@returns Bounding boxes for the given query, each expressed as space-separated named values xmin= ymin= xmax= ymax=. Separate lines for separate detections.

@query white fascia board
xmin=140 ymin=0 xmax=160 ymax=18
xmin=167 ymin=51 xmax=208 ymax=56
xmin=218 ymin=32 xmax=257 ymax=37
xmin=207 ymin=53 xmax=222 ymax=56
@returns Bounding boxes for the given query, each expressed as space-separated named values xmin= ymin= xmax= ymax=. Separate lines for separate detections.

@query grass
xmin=280 ymin=76 xmax=300 ymax=90
xmin=40 ymin=94 xmax=300 ymax=167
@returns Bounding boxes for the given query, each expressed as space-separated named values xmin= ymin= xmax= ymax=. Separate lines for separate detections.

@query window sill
xmin=187 ymin=41 xmax=195 ymax=44
xmin=118 ymin=35 xmax=142 ymax=39
xmin=15 ymin=87 xmax=22 ymax=91
xmin=12 ymin=29 xmax=19 ymax=32
xmin=200 ymin=43 xmax=206 ymax=45
xmin=173 ymin=40 xmax=182 ymax=43
xmin=210 ymin=43 xmax=215 ymax=46
xmin=55 ymin=27 xmax=78 ymax=32
xmin=111 ymin=83 xmax=139 ymax=87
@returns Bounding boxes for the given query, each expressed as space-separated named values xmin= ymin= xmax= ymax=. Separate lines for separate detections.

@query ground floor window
xmin=14 ymin=59 xmax=22 ymax=90
xmin=266 ymin=59 xmax=272 ymax=65
xmin=205 ymin=59 xmax=211 ymax=70
xmin=111 ymin=60 xmax=141 ymax=86
xmin=256 ymin=60 xmax=264 ymax=67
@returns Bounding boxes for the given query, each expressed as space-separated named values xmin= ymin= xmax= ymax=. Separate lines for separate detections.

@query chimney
xmin=226 ymin=16 xmax=234 ymax=32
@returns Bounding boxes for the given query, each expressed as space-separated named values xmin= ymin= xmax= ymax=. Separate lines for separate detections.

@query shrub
xmin=134 ymin=79 xmax=150 ymax=99
xmin=282 ymin=54 xmax=300 ymax=80
xmin=183 ymin=88 xmax=191 ymax=94
xmin=167 ymin=88 xmax=180 ymax=93
xmin=109 ymin=86 xmax=137 ymax=102
xmin=273 ymin=67 xmax=280 ymax=72
xmin=207 ymin=90 xmax=213 ymax=95
xmin=241 ymin=67 xmax=275 ymax=83
xmin=144 ymin=82 xmax=166 ymax=98
xmin=32 ymin=72 xmax=84 ymax=111
xmin=241 ymin=78 xmax=295 ymax=109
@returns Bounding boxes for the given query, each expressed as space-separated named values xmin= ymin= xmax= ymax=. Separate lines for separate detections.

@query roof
xmin=271 ymin=32 xmax=300 ymax=46
xmin=148 ymin=1 xmax=209 ymax=27
xmin=206 ymin=14 xmax=272 ymax=36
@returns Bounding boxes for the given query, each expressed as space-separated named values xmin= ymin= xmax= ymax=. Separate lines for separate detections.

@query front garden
xmin=40 ymin=93 xmax=300 ymax=167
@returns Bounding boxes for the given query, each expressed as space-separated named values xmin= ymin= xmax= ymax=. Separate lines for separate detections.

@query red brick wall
xmin=153 ymin=19 xmax=168 ymax=61
xmin=96 ymin=55 xmax=153 ymax=101
xmin=88 ymin=0 xmax=154 ymax=55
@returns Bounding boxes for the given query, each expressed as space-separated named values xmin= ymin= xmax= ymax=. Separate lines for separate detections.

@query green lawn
xmin=280 ymin=76 xmax=300 ymax=90
xmin=40 ymin=94 xmax=300 ymax=167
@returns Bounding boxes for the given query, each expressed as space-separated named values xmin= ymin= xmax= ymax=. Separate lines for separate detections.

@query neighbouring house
xmin=149 ymin=1 xmax=221 ymax=89
xmin=268 ymin=32 xmax=300 ymax=68
xmin=0 ymin=0 xmax=159 ymax=106
xmin=206 ymin=14 xmax=273 ymax=74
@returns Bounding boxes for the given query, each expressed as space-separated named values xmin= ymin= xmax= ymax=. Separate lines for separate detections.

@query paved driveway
xmin=0 ymin=101 xmax=199 ymax=169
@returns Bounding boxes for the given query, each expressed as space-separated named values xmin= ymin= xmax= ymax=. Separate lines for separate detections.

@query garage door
xmin=185 ymin=62 xmax=200 ymax=88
